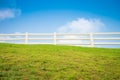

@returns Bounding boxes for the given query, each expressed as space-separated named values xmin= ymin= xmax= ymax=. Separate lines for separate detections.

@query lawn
xmin=0 ymin=43 xmax=120 ymax=80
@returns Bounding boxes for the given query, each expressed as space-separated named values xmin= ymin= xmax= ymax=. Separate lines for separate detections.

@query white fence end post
xmin=25 ymin=32 xmax=28 ymax=44
xmin=54 ymin=32 xmax=57 ymax=45
xmin=90 ymin=33 xmax=94 ymax=47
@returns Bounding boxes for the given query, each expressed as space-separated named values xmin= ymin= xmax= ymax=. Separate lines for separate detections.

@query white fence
xmin=0 ymin=32 xmax=120 ymax=47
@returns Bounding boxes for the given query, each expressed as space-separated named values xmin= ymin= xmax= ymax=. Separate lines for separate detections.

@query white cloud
xmin=58 ymin=18 xmax=105 ymax=33
xmin=57 ymin=18 xmax=106 ymax=45
xmin=0 ymin=8 xmax=21 ymax=21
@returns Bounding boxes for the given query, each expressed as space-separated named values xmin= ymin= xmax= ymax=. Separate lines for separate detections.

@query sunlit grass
xmin=0 ymin=43 xmax=120 ymax=80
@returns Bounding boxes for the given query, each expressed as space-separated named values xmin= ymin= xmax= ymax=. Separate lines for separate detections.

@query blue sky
xmin=0 ymin=0 xmax=120 ymax=33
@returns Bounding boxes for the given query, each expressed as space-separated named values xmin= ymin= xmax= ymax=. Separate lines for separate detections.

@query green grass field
xmin=0 ymin=43 xmax=120 ymax=80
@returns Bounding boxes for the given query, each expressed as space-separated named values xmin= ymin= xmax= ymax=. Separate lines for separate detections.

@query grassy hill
xmin=0 ymin=43 xmax=120 ymax=80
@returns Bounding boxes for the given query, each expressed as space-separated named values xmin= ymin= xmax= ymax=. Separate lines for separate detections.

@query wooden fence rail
xmin=0 ymin=32 xmax=120 ymax=47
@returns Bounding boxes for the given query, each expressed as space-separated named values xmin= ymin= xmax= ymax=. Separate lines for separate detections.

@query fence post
xmin=54 ymin=32 xmax=57 ymax=45
xmin=90 ymin=33 xmax=94 ymax=47
xmin=25 ymin=32 xmax=28 ymax=44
